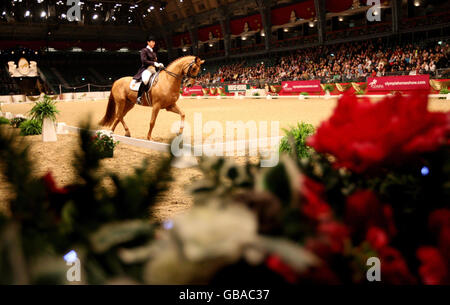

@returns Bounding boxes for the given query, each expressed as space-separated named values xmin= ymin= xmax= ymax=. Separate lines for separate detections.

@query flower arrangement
xmin=92 ymin=130 xmax=119 ymax=158
xmin=10 ymin=117 xmax=27 ymax=128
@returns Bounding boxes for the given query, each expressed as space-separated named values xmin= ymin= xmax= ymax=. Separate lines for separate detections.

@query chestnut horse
xmin=99 ymin=56 xmax=205 ymax=140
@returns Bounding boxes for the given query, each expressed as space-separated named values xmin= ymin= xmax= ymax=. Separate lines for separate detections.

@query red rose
xmin=345 ymin=190 xmax=396 ymax=237
xmin=346 ymin=190 xmax=380 ymax=232
xmin=42 ymin=172 xmax=68 ymax=195
xmin=417 ymin=247 xmax=448 ymax=285
xmin=438 ymin=226 xmax=450 ymax=261
xmin=317 ymin=221 xmax=350 ymax=254
xmin=265 ymin=254 xmax=299 ymax=284
xmin=366 ymin=226 xmax=389 ymax=251
xmin=301 ymin=176 xmax=332 ymax=222
xmin=307 ymin=92 xmax=450 ymax=173
xmin=428 ymin=209 xmax=450 ymax=260
xmin=379 ymin=247 xmax=417 ymax=284
xmin=428 ymin=209 xmax=450 ymax=235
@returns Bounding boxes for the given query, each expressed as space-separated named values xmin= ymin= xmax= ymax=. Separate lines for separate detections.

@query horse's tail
xmin=99 ymin=93 xmax=116 ymax=127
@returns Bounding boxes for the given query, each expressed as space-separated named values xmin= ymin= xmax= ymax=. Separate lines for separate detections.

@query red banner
xmin=182 ymin=86 xmax=204 ymax=96
xmin=281 ymin=80 xmax=322 ymax=93
xmin=367 ymin=75 xmax=430 ymax=91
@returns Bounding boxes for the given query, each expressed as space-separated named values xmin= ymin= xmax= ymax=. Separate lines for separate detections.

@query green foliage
xmin=19 ymin=119 xmax=42 ymax=136
xmin=29 ymin=95 xmax=59 ymax=123
xmin=300 ymin=92 xmax=309 ymax=96
xmin=220 ymin=93 xmax=227 ymax=96
xmin=191 ymin=93 xmax=197 ymax=97
xmin=323 ymin=84 xmax=334 ymax=92
xmin=10 ymin=117 xmax=27 ymax=128
xmin=355 ymin=90 xmax=365 ymax=95
xmin=279 ymin=122 xmax=316 ymax=160
xmin=0 ymin=121 xmax=173 ymax=284
xmin=253 ymin=92 xmax=260 ymax=96
xmin=439 ymin=88 xmax=449 ymax=94
xmin=0 ymin=117 xmax=10 ymax=125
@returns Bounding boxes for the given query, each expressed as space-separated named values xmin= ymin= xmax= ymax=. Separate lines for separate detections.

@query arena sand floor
xmin=1 ymin=97 xmax=449 ymax=220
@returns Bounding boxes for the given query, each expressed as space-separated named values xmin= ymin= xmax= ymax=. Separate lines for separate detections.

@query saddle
xmin=130 ymin=72 xmax=160 ymax=106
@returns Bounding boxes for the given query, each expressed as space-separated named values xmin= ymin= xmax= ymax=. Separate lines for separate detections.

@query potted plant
xmin=19 ymin=119 xmax=42 ymax=136
xmin=0 ymin=117 xmax=10 ymax=125
xmin=92 ymin=131 xmax=119 ymax=158
xmin=29 ymin=95 xmax=59 ymax=142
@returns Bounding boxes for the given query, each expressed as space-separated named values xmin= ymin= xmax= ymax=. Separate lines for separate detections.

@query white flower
xmin=96 ymin=129 xmax=114 ymax=138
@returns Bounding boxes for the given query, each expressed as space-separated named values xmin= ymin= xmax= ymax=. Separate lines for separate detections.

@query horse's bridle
xmin=162 ymin=59 xmax=199 ymax=81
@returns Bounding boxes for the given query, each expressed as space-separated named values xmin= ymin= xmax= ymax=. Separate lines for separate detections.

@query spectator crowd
xmin=197 ymin=39 xmax=449 ymax=86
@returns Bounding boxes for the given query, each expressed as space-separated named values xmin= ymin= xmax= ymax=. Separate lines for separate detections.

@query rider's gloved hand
xmin=155 ymin=62 xmax=164 ymax=68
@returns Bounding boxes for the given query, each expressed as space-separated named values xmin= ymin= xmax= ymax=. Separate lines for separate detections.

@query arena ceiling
xmin=0 ymin=0 xmax=355 ymax=41
xmin=0 ymin=0 xmax=447 ymax=46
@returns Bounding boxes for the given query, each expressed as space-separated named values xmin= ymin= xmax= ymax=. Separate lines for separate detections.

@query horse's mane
xmin=166 ymin=55 xmax=196 ymax=69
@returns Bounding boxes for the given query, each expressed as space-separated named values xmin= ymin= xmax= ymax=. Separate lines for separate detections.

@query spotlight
xmin=40 ymin=11 xmax=46 ymax=18
xmin=309 ymin=21 xmax=315 ymax=28
xmin=25 ymin=10 xmax=30 ymax=17
xmin=260 ymin=31 xmax=265 ymax=36
xmin=283 ymin=28 xmax=288 ymax=32
xmin=338 ymin=16 xmax=344 ymax=22
xmin=93 ymin=14 xmax=98 ymax=20
xmin=414 ymin=0 xmax=420 ymax=7
xmin=209 ymin=43 xmax=213 ymax=47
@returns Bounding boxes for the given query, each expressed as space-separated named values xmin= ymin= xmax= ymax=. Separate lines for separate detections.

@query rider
xmin=134 ymin=35 xmax=164 ymax=105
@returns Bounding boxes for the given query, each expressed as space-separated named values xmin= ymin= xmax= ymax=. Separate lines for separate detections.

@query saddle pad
xmin=130 ymin=79 xmax=141 ymax=91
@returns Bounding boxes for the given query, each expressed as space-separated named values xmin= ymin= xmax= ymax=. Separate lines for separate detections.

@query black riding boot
xmin=137 ymin=82 xmax=148 ymax=105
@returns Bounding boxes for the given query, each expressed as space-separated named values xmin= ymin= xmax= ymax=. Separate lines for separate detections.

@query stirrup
xmin=136 ymin=96 xmax=142 ymax=105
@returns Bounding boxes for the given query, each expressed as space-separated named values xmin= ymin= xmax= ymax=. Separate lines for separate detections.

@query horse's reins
xmin=161 ymin=59 xmax=199 ymax=81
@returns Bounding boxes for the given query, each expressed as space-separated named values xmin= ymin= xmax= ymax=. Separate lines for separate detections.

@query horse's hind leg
xmin=120 ymin=101 xmax=134 ymax=137
xmin=111 ymin=119 xmax=120 ymax=132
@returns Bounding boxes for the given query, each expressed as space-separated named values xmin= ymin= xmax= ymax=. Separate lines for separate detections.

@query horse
xmin=99 ymin=55 xmax=205 ymax=140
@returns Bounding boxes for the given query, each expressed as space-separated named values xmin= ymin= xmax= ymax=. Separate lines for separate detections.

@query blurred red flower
xmin=301 ymin=176 xmax=332 ymax=222
xmin=416 ymin=247 xmax=449 ymax=285
xmin=366 ymin=226 xmax=389 ymax=251
xmin=317 ymin=221 xmax=350 ymax=254
xmin=379 ymin=247 xmax=417 ymax=284
xmin=345 ymin=190 xmax=396 ymax=237
xmin=42 ymin=172 xmax=68 ymax=195
xmin=265 ymin=254 xmax=299 ymax=284
xmin=307 ymin=92 xmax=450 ymax=173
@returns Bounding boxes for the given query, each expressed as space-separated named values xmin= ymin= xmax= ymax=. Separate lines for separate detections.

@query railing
xmin=53 ymin=83 xmax=113 ymax=94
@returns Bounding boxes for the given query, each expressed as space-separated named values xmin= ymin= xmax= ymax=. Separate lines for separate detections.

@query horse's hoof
xmin=125 ymin=133 xmax=131 ymax=138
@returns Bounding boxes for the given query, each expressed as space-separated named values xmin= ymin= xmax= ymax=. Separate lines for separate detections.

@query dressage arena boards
xmin=1 ymin=96 xmax=449 ymax=220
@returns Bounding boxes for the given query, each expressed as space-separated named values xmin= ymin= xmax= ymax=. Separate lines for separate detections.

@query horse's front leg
xmin=167 ymin=104 xmax=185 ymax=135
xmin=147 ymin=104 xmax=161 ymax=141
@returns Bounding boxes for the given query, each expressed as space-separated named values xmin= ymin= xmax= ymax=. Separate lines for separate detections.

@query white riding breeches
xmin=142 ymin=70 xmax=151 ymax=85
